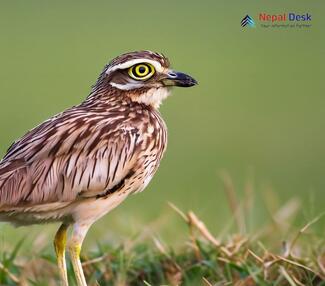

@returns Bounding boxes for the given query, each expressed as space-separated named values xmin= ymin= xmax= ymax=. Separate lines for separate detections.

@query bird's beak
xmin=162 ymin=70 xmax=198 ymax=87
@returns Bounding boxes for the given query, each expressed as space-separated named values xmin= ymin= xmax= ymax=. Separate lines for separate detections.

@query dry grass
xmin=0 ymin=174 xmax=324 ymax=285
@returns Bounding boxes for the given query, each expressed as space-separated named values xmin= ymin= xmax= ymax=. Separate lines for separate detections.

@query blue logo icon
xmin=241 ymin=15 xmax=255 ymax=27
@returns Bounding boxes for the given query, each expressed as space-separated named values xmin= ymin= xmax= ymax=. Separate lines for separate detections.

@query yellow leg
xmin=68 ymin=223 xmax=91 ymax=286
xmin=54 ymin=223 xmax=69 ymax=286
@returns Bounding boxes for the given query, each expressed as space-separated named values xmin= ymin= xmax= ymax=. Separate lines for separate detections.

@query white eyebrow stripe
xmin=105 ymin=58 xmax=163 ymax=74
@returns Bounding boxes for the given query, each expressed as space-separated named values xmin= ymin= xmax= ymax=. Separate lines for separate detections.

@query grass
xmin=0 ymin=174 xmax=324 ymax=286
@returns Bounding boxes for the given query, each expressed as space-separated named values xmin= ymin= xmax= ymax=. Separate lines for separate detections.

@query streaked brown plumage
xmin=0 ymin=50 xmax=197 ymax=285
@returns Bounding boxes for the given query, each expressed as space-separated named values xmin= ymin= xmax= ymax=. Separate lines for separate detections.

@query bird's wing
xmin=0 ymin=106 xmax=144 ymax=208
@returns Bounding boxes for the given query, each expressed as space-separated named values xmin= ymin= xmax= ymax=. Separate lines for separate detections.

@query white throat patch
xmin=132 ymin=88 xmax=170 ymax=109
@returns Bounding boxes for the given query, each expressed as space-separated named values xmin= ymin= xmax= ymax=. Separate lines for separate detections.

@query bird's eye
xmin=128 ymin=63 xmax=155 ymax=81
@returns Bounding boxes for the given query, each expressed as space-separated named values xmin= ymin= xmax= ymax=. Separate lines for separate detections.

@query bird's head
xmin=92 ymin=51 xmax=197 ymax=108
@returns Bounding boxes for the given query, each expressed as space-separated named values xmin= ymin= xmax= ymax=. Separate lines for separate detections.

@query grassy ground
xmin=0 ymin=176 xmax=324 ymax=286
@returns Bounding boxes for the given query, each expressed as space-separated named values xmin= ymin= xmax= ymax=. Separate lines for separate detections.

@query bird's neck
xmin=84 ymin=80 xmax=170 ymax=110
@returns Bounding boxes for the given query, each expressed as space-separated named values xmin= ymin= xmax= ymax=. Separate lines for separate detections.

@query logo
xmin=241 ymin=15 xmax=255 ymax=27
xmin=241 ymin=13 xmax=312 ymax=29
xmin=259 ymin=13 xmax=311 ymax=22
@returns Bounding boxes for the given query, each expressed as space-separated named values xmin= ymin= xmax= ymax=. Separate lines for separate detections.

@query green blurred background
xmin=0 ymin=1 xmax=324 ymax=251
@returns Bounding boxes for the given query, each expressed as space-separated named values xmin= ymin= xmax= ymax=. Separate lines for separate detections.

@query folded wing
xmin=0 ymin=106 xmax=143 ymax=208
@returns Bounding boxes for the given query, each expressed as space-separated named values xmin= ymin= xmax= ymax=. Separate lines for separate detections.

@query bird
xmin=0 ymin=50 xmax=197 ymax=285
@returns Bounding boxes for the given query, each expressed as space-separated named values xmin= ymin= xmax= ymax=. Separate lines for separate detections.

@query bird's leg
xmin=68 ymin=223 xmax=91 ymax=286
xmin=54 ymin=223 xmax=69 ymax=286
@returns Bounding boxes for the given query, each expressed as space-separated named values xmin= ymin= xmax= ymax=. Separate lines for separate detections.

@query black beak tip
xmin=181 ymin=76 xmax=198 ymax=87
xmin=170 ymin=72 xmax=198 ymax=87
xmin=190 ymin=78 xmax=198 ymax=86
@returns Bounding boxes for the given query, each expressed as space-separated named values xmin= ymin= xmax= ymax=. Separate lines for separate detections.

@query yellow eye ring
xmin=128 ymin=63 xmax=155 ymax=81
